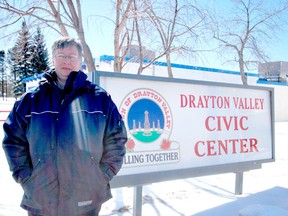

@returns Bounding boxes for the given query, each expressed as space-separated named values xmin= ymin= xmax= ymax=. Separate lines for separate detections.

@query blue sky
xmin=1 ymin=0 xmax=287 ymax=72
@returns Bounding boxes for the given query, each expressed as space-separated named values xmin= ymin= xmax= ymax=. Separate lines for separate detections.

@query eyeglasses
xmin=54 ymin=54 xmax=80 ymax=61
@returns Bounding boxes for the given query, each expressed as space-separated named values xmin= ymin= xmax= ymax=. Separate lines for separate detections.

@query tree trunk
xmin=239 ymin=54 xmax=247 ymax=85
xmin=47 ymin=0 xmax=69 ymax=36
xmin=76 ymin=28 xmax=95 ymax=72
xmin=166 ymin=53 xmax=173 ymax=78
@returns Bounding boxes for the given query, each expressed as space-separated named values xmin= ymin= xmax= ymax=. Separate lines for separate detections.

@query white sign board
xmin=92 ymin=72 xmax=274 ymax=180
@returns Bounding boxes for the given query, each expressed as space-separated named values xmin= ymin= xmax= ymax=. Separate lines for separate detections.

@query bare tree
xmin=209 ymin=0 xmax=288 ymax=85
xmin=113 ymin=0 xmax=134 ymax=72
xmin=132 ymin=0 xmax=205 ymax=77
xmin=132 ymin=0 xmax=144 ymax=75
xmin=0 ymin=0 xmax=96 ymax=72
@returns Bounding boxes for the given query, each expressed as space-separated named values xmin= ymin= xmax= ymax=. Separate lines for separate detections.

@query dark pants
xmin=28 ymin=213 xmax=43 ymax=216
xmin=28 ymin=205 xmax=101 ymax=216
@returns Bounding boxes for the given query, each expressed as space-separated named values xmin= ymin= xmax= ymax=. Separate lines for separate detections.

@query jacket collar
xmin=43 ymin=69 xmax=88 ymax=93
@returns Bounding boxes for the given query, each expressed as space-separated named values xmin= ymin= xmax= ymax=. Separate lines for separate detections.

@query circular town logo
xmin=119 ymin=88 xmax=173 ymax=151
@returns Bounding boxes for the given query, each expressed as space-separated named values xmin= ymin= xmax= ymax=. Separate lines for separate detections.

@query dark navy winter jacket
xmin=2 ymin=70 xmax=127 ymax=215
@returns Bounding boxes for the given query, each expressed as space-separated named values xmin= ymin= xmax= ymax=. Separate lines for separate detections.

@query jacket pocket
xmin=20 ymin=155 xmax=59 ymax=210
xmin=90 ymin=155 xmax=110 ymax=182
xmin=71 ymin=153 xmax=112 ymax=208
xmin=21 ymin=158 xmax=41 ymax=186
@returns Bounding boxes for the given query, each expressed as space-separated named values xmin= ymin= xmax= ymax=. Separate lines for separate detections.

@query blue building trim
xmin=25 ymin=55 xmax=288 ymax=86
xmin=99 ymin=55 xmax=259 ymax=77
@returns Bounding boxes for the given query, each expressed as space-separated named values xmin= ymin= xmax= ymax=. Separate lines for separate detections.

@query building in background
xmin=258 ymin=61 xmax=288 ymax=83
xmin=123 ymin=45 xmax=155 ymax=62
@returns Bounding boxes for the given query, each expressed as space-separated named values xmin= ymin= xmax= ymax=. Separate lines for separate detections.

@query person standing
xmin=2 ymin=37 xmax=127 ymax=216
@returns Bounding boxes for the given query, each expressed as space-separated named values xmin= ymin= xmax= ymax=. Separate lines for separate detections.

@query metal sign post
xmin=133 ymin=186 xmax=143 ymax=216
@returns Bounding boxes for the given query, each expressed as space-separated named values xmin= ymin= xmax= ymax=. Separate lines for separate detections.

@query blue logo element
xmin=128 ymin=99 xmax=164 ymax=143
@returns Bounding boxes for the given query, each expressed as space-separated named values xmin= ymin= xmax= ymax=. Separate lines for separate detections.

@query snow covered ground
xmin=1 ymin=121 xmax=288 ymax=216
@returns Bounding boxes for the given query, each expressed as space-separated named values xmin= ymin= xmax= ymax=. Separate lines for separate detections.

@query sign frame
xmin=90 ymin=71 xmax=275 ymax=189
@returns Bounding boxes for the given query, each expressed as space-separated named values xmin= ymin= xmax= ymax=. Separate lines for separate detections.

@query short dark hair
xmin=52 ymin=37 xmax=83 ymax=56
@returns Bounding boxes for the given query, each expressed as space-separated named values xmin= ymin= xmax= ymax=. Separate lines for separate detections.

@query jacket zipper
xmin=52 ymin=91 xmax=64 ymax=150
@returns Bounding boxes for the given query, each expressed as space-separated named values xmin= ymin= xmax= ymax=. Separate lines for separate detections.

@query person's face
xmin=52 ymin=46 xmax=82 ymax=81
